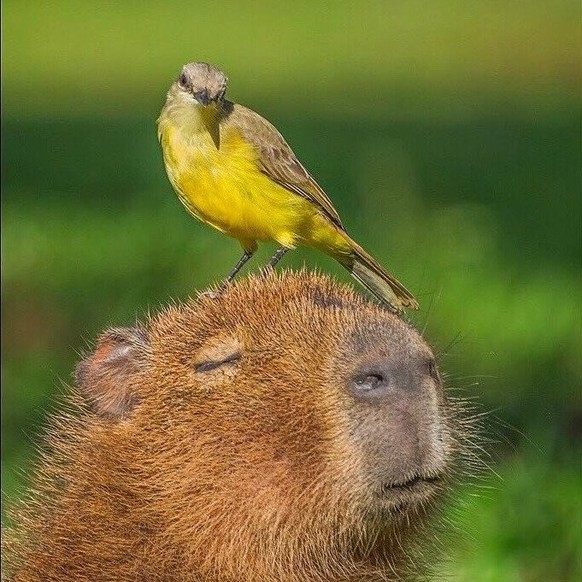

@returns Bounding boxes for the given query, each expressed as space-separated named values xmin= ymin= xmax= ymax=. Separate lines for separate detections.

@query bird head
xmin=175 ymin=62 xmax=228 ymax=107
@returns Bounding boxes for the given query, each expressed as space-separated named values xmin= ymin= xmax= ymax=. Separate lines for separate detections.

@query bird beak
xmin=194 ymin=90 xmax=211 ymax=106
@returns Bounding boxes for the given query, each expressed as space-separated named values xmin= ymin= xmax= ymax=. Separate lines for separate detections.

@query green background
xmin=2 ymin=1 xmax=580 ymax=579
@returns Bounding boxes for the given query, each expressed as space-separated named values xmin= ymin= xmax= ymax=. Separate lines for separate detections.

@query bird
xmin=157 ymin=62 xmax=418 ymax=311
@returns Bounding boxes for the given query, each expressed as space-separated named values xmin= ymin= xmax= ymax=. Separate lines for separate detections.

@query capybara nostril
xmin=351 ymin=365 xmax=390 ymax=401
xmin=350 ymin=359 xmax=427 ymax=403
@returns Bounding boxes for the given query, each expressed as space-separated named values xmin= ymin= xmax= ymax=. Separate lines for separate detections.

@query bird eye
xmin=178 ymin=72 xmax=188 ymax=87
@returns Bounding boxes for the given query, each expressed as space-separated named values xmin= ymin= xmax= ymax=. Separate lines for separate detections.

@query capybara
xmin=4 ymin=271 xmax=465 ymax=582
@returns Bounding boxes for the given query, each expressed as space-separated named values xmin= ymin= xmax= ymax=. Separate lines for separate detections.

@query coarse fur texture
xmin=3 ymin=271 xmax=472 ymax=582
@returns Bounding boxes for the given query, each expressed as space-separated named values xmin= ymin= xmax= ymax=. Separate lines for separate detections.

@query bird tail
xmin=340 ymin=239 xmax=419 ymax=312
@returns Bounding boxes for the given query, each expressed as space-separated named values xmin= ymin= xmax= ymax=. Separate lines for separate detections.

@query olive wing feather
xmin=223 ymin=103 xmax=344 ymax=229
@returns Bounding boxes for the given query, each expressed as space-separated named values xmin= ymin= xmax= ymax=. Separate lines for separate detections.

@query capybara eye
xmin=194 ymin=352 xmax=240 ymax=373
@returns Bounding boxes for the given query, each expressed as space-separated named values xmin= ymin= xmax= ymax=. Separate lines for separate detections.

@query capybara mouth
xmin=384 ymin=474 xmax=441 ymax=491
xmin=378 ymin=473 xmax=443 ymax=503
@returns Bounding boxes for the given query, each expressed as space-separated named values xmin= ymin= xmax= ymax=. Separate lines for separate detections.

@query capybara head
xmin=5 ymin=272 xmax=459 ymax=582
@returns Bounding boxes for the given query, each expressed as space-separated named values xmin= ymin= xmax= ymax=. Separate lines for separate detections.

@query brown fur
xmin=4 ymin=271 xmax=461 ymax=582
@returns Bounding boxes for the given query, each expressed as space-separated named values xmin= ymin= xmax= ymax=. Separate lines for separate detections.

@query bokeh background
xmin=2 ymin=1 xmax=580 ymax=579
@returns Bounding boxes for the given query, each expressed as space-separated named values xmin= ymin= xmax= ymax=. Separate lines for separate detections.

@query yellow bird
xmin=157 ymin=62 xmax=418 ymax=311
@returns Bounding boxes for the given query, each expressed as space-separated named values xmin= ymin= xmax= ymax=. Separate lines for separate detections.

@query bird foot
xmin=197 ymin=289 xmax=221 ymax=301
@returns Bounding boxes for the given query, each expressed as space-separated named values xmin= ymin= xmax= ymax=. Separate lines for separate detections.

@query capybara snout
xmin=338 ymin=318 xmax=451 ymax=499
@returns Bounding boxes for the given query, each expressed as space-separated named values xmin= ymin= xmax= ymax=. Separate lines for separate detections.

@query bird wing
xmin=223 ymin=103 xmax=344 ymax=229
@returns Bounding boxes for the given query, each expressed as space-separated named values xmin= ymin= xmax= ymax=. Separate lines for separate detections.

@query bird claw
xmin=197 ymin=289 xmax=221 ymax=300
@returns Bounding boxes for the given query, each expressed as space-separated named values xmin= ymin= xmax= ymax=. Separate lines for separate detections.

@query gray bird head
xmin=176 ymin=62 xmax=228 ymax=106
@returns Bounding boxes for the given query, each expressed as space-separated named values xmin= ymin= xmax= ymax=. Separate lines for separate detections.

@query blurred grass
xmin=444 ymin=448 xmax=582 ymax=581
xmin=3 ymin=0 xmax=579 ymax=120
xmin=2 ymin=1 xmax=581 ymax=580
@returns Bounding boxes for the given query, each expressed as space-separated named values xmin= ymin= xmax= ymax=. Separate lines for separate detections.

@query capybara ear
xmin=75 ymin=327 xmax=148 ymax=420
